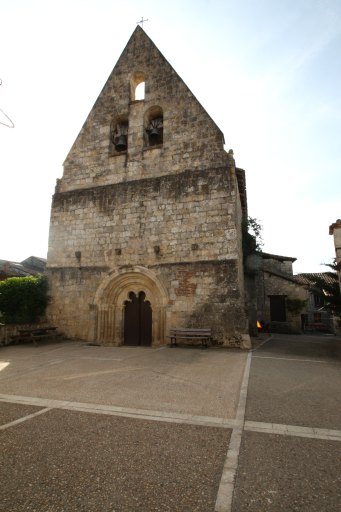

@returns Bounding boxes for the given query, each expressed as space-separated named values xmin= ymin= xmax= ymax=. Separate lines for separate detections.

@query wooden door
xmin=124 ymin=291 xmax=152 ymax=346
xmin=269 ymin=295 xmax=286 ymax=322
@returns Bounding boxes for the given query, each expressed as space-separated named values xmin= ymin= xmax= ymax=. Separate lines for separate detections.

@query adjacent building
xmin=0 ymin=256 xmax=46 ymax=281
xmin=245 ymin=251 xmax=339 ymax=335
xmin=329 ymin=219 xmax=341 ymax=293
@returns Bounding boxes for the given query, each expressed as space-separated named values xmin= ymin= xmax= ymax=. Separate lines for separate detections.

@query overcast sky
xmin=1 ymin=0 xmax=340 ymax=273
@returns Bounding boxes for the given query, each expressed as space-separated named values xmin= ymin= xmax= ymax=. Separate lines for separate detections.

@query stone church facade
xmin=46 ymin=27 xmax=250 ymax=348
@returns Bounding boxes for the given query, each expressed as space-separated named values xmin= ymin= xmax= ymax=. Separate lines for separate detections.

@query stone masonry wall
xmin=46 ymin=260 xmax=248 ymax=346
xmin=47 ymin=165 xmax=248 ymax=345
xmin=260 ymin=272 xmax=308 ymax=331
xmin=47 ymin=267 xmax=106 ymax=340
xmin=48 ymin=168 xmax=240 ymax=268
xmin=160 ymin=260 xmax=249 ymax=346
xmin=245 ymin=254 xmax=308 ymax=335
xmin=59 ymin=27 xmax=227 ymax=193
xmin=46 ymin=27 xmax=249 ymax=347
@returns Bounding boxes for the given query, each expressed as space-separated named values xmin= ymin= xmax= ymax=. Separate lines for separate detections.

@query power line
xmin=0 ymin=78 xmax=15 ymax=128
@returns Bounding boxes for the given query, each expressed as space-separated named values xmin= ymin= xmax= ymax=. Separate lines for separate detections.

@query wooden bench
xmin=168 ymin=328 xmax=212 ymax=348
xmin=11 ymin=327 xmax=62 ymax=346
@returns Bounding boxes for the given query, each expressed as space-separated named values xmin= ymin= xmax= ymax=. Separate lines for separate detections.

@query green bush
xmin=0 ymin=275 xmax=49 ymax=324
xmin=286 ymin=297 xmax=307 ymax=314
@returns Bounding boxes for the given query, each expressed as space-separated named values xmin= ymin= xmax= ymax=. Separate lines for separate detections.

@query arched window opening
xmin=135 ymin=81 xmax=145 ymax=100
xmin=147 ymin=117 xmax=163 ymax=146
xmin=144 ymin=106 xmax=163 ymax=147
xmin=131 ymin=71 xmax=146 ymax=101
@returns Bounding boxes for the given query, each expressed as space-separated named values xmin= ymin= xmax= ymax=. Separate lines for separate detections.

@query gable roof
xmin=260 ymin=252 xmax=297 ymax=263
xmin=263 ymin=268 xmax=304 ymax=285
xmin=295 ymin=272 xmax=338 ymax=287
xmin=65 ymin=26 xmax=225 ymax=164
xmin=0 ymin=257 xmax=46 ymax=279
xmin=112 ymin=26 xmax=224 ymax=138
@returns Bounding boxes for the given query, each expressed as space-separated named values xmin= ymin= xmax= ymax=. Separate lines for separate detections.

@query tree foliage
xmin=322 ymin=259 xmax=339 ymax=272
xmin=0 ymin=275 xmax=49 ymax=324
xmin=309 ymin=259 xmax=341 ymax=318
xmin=286 ymin=297 xmax=307 ymax=314
xmin=242 ymin=216 xmax=264 ymax=258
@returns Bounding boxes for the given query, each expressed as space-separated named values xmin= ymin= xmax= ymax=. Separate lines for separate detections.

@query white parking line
xmin=244 ymin=420 xmax=341 ymax=441
xmin=0 ymin=394 xmax=236 ymax=429
xmin=214 ymin=352 xmax=252 ymax=512
xmin=253 ymin=356 xmax=328 ymax=363
xmin=0 ymin=407 xmax=51 ymax=430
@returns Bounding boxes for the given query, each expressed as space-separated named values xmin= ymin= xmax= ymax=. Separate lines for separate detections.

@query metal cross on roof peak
xmin=137 ymin=17 xmax=148 ymax=28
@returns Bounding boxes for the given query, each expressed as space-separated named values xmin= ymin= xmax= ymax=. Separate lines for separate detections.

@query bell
xmin=149 ymin=127 xmax=160 ymax=144
xmin=115 ymin=134 xmax=127 ymax=151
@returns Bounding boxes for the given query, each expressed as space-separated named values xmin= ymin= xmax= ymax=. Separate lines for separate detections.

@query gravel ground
xmin=254 ymin=335 xmax=341 ymax=360
xmin=232 ymin=431 xmax=341 ymax=512
xmin=0 ymin=408 xmax=231 ymax=512
xmin=246 ymin=337 xmax=341 ymax=430
xmin=0 ymin=402 xmax=43 ymax=426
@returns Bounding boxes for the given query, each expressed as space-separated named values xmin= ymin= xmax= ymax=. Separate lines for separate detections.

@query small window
xmin=314 ymin=294 xmax=324 ymax=307
xmin=135 ymin=81 xmax=145 ymax=100
xmin=131 ymin=72 xmax=145 ymax=101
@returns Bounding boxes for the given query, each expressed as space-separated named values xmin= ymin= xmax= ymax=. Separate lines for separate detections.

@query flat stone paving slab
xmin=232 ymin=431 xmax=341 ymax=512
xmin=0 ymin=408 xmax=231 ymax=512
xmin=0 ymin=342 xmax=246 ymax=418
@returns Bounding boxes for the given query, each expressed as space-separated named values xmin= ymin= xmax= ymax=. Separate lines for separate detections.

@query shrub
xmin=0 ymin=275 xmax=49 ymax=324
xmin=286 ymin=297 xmax=307 ymax=315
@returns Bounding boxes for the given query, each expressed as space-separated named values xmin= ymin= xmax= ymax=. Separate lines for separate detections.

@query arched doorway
xmin=124 ymin=291 xmax=152 ymax=346
xmin=93 ymin=266 xmax=168 ymax=346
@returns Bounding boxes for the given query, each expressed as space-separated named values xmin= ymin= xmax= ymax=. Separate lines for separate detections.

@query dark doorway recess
xmin=269 ymin=295 xmax=286 ymax=322
xmin=124 ymin=291 xmax=152 ymax=346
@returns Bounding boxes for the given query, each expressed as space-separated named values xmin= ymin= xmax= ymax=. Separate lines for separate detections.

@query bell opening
xmin=149 ymin=128 xmax=160 ymax=145
xmin=115 ymin=134 xmax=127 ymax=152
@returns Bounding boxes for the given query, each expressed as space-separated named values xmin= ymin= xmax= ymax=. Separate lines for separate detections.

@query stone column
xmin=97 ymin=305 xmax=116 ymax=344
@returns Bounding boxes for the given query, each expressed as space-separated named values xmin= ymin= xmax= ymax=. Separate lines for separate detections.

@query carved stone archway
xmin=93 ymin=266 xmax=168 ymax=346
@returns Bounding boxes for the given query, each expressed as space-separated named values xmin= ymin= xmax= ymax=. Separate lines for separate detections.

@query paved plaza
xmin=0 ymin=334 xmax=340 ymax=511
